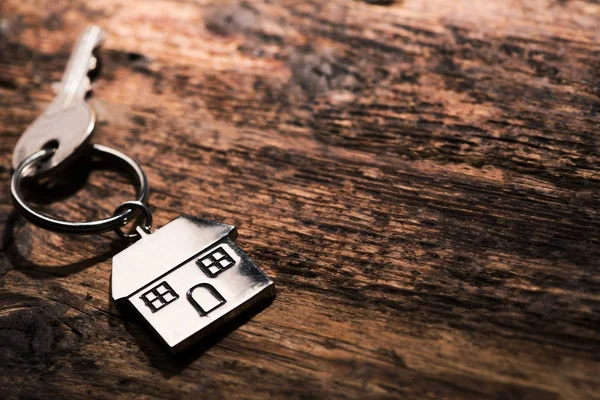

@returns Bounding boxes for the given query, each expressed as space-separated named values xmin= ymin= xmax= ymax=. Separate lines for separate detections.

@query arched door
xmin=187 ymin=283 xmax=226 ymax=316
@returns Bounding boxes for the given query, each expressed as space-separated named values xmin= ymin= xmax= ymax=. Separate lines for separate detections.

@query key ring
xmin=10 ymin=143 xmax=150 ymax=238
xmin=8 ymin=25 xmax=275 ymax=354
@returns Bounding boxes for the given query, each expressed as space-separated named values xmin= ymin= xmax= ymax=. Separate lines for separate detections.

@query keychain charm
xmin=112 ymin=216 xmax=274 ymax=352
xmin=9 ymin=26 xmax=275 ymax=353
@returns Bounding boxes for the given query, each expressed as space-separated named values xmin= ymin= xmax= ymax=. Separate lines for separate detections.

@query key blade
xmin=49 ymin=25 xmax=106 ymax=112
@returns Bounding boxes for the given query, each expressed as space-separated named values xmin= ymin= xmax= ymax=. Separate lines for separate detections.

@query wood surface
xmin=0 ymin=0 xmax=599 ymax=399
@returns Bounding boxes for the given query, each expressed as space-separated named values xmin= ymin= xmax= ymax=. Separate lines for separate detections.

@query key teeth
xmin=88 ymin=56 xmax=97 ymax=72
xmin=88 ymin=52 xmax=102 ymax=83
xmin=84 ymin=25 xmax=105 ymax=84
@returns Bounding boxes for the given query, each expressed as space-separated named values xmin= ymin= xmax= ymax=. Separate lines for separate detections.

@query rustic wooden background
xmin=1 ymin=0 xmax=599 ymax=399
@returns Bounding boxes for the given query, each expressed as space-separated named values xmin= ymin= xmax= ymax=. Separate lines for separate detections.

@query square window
xmin=140 ymin=281 xmax=179 ymax=313
xmin=219 ymin=259 xmax=231 ymax=268
xmin=157 ymin=285 xmax=168 ymax=295
xmin=152 ymin=298 xmax=164 ymax=307
xmin=201 ymin=258 xmax=212 ymax=267
xmin=163 ymin=292 xmax=175 ymax=302
xmin=196 ymin=246 xmax=235 ymax=277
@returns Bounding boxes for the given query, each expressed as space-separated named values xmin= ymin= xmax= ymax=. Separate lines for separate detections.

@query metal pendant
xmin=111 ymin=215 xmax=275 ymax=353
xmin=9 ymin=26 xmax=275 ymax=355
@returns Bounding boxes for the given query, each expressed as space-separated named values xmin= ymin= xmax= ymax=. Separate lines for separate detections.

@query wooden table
xmin=1 ymin=1 xmax=599 ymax=399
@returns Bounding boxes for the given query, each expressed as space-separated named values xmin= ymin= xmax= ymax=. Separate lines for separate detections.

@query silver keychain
xmin=10 ymin=26 xmax=275 ymax=353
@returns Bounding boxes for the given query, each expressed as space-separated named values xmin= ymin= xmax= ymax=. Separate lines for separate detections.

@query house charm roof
xmin=111 ymin=215 xmax=275 ymax=353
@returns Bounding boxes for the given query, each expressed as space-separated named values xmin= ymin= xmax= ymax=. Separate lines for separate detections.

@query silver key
xmin=12 ymin=25 xmax=105 ymax=176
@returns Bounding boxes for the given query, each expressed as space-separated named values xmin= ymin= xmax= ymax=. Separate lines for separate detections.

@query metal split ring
xmin=10 ymin=143 xmax=150 ymax=239
xmin=113 ymin=200 xmax=153 ymax=241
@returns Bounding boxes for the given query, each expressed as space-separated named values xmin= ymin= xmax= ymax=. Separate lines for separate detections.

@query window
xmin=197 ymin=246 xmax=235 ymax=277
xmin=140 ymin=281 xmax=179 ymax=312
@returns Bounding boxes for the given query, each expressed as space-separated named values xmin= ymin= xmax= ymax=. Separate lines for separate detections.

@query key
xmin=12 ymin=25 xmax=105 ymax=176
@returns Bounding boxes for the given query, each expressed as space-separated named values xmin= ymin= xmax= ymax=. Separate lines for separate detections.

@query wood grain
xmin=1 ymin=0 xmax=599 ymax=399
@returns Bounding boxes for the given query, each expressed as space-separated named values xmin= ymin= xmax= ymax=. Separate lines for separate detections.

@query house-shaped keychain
xmin=111 ymin=215 xmax=275 ymax=353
